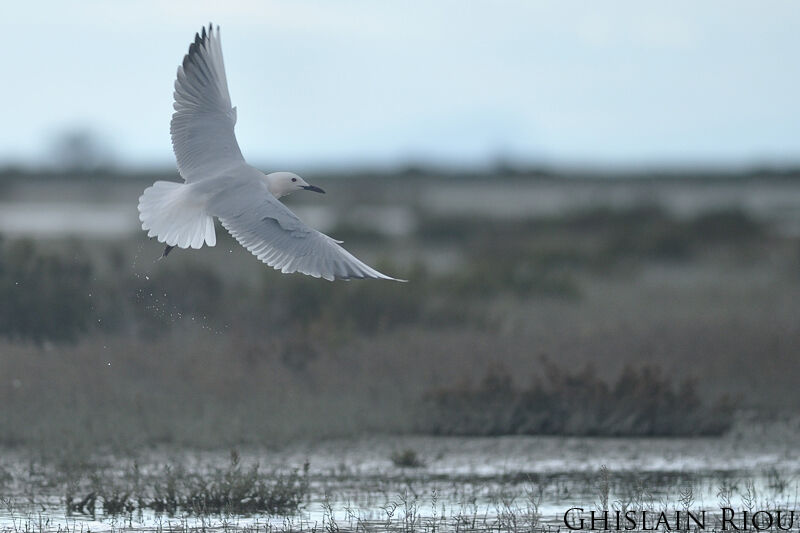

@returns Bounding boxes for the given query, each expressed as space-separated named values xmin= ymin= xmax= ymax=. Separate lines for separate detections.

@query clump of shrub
xmin=689 ymin=209 xmax=764 ymax=242
xmin=445 ymin=249 xmax=582 ymax=299
xmin=258 ymin=263 xmax=472 ymax=335
xmin=391 ymin=448 xmax=425 ymax=468
xmin=418 ymin=206 xmax=767 ymax=268
xmin=0 ymin=238 xmax=93 ymax=342
xmin=0 ymin=234 xmax=480 ymax=345
xmin=0 ymin=205 xmax=769 ymax=345
xmin=597 ymin=207 xmax=766 ymax=261
xmin=70 ymin=452 xmax=309 ymax=517
xmin=419 ymin=361 xmax=734 ymax=437
xmin=123 ymin=261 xmax=225 ymax=338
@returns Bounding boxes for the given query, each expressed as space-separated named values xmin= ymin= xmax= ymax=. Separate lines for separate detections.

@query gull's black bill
xmin=302 ymin=184 xmax=326 ymax=193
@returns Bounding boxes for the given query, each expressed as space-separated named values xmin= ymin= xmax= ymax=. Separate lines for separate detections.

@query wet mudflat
xmin=2 ymin=431 xmax=799 ymax=533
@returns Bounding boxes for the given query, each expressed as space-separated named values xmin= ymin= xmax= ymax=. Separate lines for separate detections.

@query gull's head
xmin=265 ymin=171 xmax=325 ymax=199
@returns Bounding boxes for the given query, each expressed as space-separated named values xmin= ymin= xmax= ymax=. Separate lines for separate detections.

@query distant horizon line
xmin=3 ymin=158 xmax=800 ymax=179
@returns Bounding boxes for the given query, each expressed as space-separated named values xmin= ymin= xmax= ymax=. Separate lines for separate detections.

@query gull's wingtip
xmin=198 ymin=23 xmax=216 ymax=41
xmin=372 ymin=266 xmax=407 ymax=282
xmin=373 ymin=272 xmax=407 ymax=282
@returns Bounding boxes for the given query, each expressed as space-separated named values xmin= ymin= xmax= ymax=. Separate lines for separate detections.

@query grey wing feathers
xmin=208 ymin=179 xmax=402 ymax=281
xmin=171 ymin=24 xmax=245 ymax=182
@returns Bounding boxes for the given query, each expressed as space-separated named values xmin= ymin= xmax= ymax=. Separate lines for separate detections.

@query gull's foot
xmin=161 ymin=244 xmax=176 ymax=259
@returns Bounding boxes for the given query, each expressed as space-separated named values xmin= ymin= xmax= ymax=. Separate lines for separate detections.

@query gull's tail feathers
xmin=138 ymin=181 xmax=216 ymax=249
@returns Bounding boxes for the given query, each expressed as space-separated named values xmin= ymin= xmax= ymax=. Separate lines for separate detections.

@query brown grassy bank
xmin=1 ymin=203 xmax=798 ymax=449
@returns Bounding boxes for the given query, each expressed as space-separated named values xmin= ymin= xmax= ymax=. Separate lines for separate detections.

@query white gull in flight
xmin=138 ymin=24 xmax=402 ymax=281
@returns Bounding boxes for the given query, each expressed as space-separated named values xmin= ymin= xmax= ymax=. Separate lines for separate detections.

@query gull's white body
xmin=138 ymin=25 xmax=400 ymax=281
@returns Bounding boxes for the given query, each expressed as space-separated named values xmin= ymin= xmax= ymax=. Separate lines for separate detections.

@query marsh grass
xmin=61 ymin=451 xmax=309 ymax=518
xmin=0 ymin=204 xmax=780 ymax=348
xmin=4 ymin=451 xmax=800 ymax=533
xmin=0 ymin=201 xmax=797 ymax=449
xmin=420 ymin=362 xmax=734 ymax=437
xmin=0 ymin=238 xmax=92 ymax=342
xmin=391 ymin=449 xmax=425 ymax=469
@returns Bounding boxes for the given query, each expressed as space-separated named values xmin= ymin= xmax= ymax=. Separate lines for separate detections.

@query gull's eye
xmin=291 ymin=178 xmax=297 ymax=182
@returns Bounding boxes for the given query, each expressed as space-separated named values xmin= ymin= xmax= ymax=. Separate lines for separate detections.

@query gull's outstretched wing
xmin=207 ymin=176 xmax=402 ymax=281
xmin=171 ymin=24 xmax=244 ymax=182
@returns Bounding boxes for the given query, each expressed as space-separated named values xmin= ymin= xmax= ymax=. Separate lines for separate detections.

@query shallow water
xmin=2 ymin=433 xmax=799 ymax=532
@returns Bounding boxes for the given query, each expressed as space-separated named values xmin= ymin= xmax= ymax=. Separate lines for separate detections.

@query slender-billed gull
xmin=138 ymin=24 xmax=402 ymax=281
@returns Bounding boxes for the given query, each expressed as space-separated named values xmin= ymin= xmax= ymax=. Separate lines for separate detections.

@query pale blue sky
xmin=3 ymin=1 xmax=800 ymax=170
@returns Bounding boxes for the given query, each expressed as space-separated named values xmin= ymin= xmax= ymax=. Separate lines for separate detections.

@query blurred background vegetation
xmin=1 ymin=166 xmax=799 ymax=449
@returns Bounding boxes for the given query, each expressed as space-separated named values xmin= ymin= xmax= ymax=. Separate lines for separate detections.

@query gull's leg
xmin=160 ymin=244 xmax=176 ymax=259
